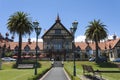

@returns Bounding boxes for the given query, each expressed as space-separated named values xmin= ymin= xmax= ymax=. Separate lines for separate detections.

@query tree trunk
xmin=16 ymin=33 xmax=22 ymax=66
xmin=95 ymin=38 xmax=99 ymax=63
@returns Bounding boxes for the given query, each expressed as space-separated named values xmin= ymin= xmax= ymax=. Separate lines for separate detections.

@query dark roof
xmin=42 ymin=16 xmax=73 ymax=38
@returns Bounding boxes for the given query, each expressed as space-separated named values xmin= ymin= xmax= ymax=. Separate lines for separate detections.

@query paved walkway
xmin=39 ymin=61 xmax=70 ymax=80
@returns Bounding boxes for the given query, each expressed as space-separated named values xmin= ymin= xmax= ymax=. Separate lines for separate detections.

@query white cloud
xmin=23 ymin=37 xmax=43 ymax=42
xmin=22 ymin=34 xmax=119 ymax=42
xmin=108 ymin=34 xmax=118 ymax=39
xmin=75 ymin=35 xmax=86 ymax=42
xmin=74 ymin=34 xmax=119 ymax=42
xmin=30 ymin=38 xmax=43 ymax=42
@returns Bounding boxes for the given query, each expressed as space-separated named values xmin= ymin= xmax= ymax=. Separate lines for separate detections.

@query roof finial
xmin=56 ymin=13 xmax=60 ymax=22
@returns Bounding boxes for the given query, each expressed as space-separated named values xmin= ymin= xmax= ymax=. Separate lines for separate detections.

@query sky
xmin=0 ymin=0 xmax=120 ymax=42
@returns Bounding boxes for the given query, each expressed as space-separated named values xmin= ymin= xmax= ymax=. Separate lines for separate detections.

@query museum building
xmin=0 ymin=16 xmax=120 ymax=61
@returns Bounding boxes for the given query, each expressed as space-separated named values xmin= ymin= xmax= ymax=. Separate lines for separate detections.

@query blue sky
xmin=0 ymin=0 xmax=120 ymax=42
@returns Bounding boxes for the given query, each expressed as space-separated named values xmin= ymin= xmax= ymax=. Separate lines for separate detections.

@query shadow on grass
xmin=95 ymin=62 xmax=120 ymax=73
xmin=83 ymin=75 xmax=105 ymax=80
xmin=95 ymin=62 xmax=117 ymax=68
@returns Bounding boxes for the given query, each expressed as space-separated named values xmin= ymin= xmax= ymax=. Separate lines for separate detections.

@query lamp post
xmin=70 ymin=21 xmax=78 ymax=76
xmin=33 ymin=21 xmax=42 ymax=75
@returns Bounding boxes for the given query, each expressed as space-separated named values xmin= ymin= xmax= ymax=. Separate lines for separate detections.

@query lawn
xmin=1 ymin=61 xmax=120 ymax=80
xmin=64 ymin=61 xmax=120 ymax=80
xmin=0 ymin=61 xmax=51 ymax=80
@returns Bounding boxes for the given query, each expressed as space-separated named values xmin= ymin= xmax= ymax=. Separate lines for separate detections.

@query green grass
xmin=1 ymin=61 xmax=120 ymax=80
xmin=0 ymin=61 xmax=51 ymax=80
xmin=64 ymin=61 xmax=120 ymax=80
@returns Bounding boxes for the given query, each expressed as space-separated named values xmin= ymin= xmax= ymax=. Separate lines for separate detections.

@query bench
xmin=82 ymin=65 xmax=102 ymax=78
xmin=18 ymin=64 xmax=34 ymax=69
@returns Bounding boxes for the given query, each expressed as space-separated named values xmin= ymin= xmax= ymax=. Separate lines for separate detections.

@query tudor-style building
xmin=0 ymin=16 xmax=120 ymax=61
xmin=42 ymin=15 xmax=73 ymax=60
xmin=0 ymin=33 xmax=13 ymax=58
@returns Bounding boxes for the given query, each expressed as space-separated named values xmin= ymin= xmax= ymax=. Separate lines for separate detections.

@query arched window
xmin=14 ymin=46 xmax=18 ymax=52
xmin=85 ymin=46 xmax=92 ymax=58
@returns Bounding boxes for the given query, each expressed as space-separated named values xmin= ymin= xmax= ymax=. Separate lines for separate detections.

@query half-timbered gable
xmin=42 ymin=15 xmax=73 ymax=60
xmin=108 ymin=39 xmax=120 ymax=61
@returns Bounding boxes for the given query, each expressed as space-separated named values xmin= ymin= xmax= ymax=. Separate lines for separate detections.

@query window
xmin=65 ymin=42 xmax=69 ymax=49
xmin=85 ymin=54 xmax=88 ymax=58
xmin=14 ymin=46 xmax=18 ymax=52
xmin=24 ymin=45 xmax=30 ymax=52
xmin=53 ymin=40 xmax=62 ymax=50
xmin=117 ymin=48 xmax=120 ymax=58
xmin=86 ymin=47 xmax=91 ymax=55
xmin=111 ymin=52 xmax=113 ymax=58
xmin=55 ymin=29 xmax=61 ymax=34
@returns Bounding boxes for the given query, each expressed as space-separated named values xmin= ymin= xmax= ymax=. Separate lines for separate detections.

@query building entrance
xmin=42 ymin=15 xmax=73 ymax=62
xmin=55 ymin=55 xmax=61 ymax=61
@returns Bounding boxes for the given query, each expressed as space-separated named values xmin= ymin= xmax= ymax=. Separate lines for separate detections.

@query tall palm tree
xmin=7 ymin=11 xmax=33 ymax=65
xmin=85 ymin=19 xmax=108 ymax=63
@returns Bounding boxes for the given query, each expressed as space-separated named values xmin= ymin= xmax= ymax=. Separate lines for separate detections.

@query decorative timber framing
xmin=42 ymin=15 xmax=73 ymax=61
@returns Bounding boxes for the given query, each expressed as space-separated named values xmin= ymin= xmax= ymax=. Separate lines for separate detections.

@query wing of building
xmin=0 ymin=16 xmax=120 ymax=61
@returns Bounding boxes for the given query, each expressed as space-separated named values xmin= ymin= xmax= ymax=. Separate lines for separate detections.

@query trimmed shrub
xmin=28 ymin=67 xmax=52 ymax=80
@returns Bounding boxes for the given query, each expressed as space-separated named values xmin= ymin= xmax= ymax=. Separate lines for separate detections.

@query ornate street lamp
xmin=33 ymin=21 xmax=42 ymax=75
xmin=70 ymin=20 xmax=78 ymax=76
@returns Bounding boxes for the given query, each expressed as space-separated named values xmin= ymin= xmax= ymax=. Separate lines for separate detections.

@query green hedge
xmin=64 ymin=67 xmax=80 ymax=80
xmin=12 ymin=60 xmax=41 ymax=68
xmin=28 ymin=67 xmax=52 ymax=80
xmin=64 ymin=67 xmax=74 ymax=80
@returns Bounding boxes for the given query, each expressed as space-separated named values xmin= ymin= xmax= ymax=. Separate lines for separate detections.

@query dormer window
xmin=24 ymin=45 xmax=30 ymax=52
xmin=14 ymin=46 xmax=19 ymax=52
xmin=55 ymin=29 xmax=61 ymax=34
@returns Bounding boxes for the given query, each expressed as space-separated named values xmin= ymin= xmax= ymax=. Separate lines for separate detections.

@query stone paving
xmin=39 ymin=61 xmax=70 ymax=80
xmin=39 ymin=61 xmax=105 ymax=80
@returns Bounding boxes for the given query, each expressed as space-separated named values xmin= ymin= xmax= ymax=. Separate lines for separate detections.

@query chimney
xmin=28 ymin=38 xmax=31 ymax=44
xmin=85 ymin=38 xmax=89 ymax=44
xmin=113 ymin=34 xmax=116 ymax=40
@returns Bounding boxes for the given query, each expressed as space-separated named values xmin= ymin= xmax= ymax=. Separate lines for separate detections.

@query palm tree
xmin=85 ymin=19 xmax=108 ymax=63
xmin=7 ymin=11 xmax=33 ymax=65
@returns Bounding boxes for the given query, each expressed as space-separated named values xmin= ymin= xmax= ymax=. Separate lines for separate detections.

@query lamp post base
xmin=73 ymin=65 xmax=76 ymax=76
xmin=34 ymin=64 xmax=37 ymax=75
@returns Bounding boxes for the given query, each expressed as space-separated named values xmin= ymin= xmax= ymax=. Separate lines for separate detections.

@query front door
xmin=55 ymin=55 xmax=61 ymax=61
